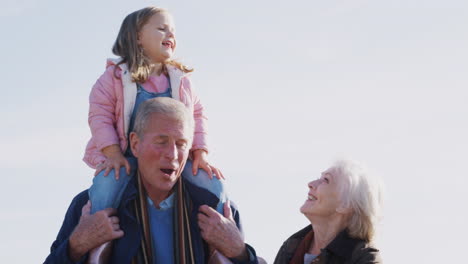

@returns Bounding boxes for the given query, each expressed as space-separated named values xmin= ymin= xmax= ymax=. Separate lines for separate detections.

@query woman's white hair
xmin=330 ymin=159 xmax=383 ymax=242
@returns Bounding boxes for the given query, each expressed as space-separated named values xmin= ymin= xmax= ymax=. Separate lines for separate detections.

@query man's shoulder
xmin=183 ymin=179 xmax=219 ymax=209
xmin=64 ymin=189 xmax=90 ymax=217
xmin=72 ymin=189 xmax=90 ymax=206
xmin=182 ymin=179 xmax=241 ymax=210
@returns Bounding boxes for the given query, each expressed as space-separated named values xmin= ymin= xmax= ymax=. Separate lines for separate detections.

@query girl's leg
xmin=182 ymin=159 xmax=228 ymax=213
xmin=88 ymin=157 xmax=137 ymax=214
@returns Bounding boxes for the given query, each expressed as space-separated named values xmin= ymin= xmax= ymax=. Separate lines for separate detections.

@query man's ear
xmin=129 ymin=132 xmax=140 ymax=157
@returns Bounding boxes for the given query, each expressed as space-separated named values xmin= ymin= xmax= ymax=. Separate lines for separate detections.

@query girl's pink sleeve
xmin=88 ymin=66 xmax=121 ymax=152
xmin=181 ymin=77 xmax=209 ymax=153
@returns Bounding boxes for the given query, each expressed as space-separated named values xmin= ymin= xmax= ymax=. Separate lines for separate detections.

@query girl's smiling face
xmin=300 ymin=168 xmax=343 ymax=218
xmin=138 ymin=11 xmax=176 ymax=64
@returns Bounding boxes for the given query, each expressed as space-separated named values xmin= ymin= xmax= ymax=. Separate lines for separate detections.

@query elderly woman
xmin=274 ymin=159 xmax=383 ymax=264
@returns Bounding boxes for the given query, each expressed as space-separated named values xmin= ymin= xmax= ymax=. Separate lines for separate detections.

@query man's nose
xmin=164 ymin=143 xmax=177 ymax=160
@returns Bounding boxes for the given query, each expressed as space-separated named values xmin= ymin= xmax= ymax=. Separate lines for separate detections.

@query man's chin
xmin=140 ymin=171 xmax=178 ymax=191
xmin=159 ymin=173 xmax=180 ymax=187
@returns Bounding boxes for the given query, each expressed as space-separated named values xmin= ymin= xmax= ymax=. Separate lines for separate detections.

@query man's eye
xmin=177 ymin=143 xmax=187 ymax=148
xmin=324 ymin=178 xmax=329 ymax=183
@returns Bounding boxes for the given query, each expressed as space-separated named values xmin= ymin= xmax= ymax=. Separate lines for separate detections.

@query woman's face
xmin=300 ymin=168 xmax=343 ymax=218
xmin=138 ymin=12 xmax=176 ymax=64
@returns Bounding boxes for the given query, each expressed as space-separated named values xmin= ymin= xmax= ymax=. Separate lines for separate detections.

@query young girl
xmin=83 ymin=6 xmax=226 ymax=214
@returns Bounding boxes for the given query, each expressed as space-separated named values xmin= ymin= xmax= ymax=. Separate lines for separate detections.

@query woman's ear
xmin=129 ymin=132 xmax=140 ymax=157
xmin=336 ymin=205 xmax=352 ymax=215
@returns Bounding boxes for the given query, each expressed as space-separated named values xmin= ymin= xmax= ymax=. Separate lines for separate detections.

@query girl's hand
xmin=95 ymin=145 xmax=130 ymax=180
xmin=192 ymin=149 xmax=224 ymax=180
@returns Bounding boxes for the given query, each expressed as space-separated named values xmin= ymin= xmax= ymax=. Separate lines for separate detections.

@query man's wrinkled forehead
xmin=145 ymin=112 xmax=192 ymax=138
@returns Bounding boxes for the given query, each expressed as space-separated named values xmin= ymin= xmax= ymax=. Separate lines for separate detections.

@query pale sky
xmin=1 ymin=0 xmax=467 ymax=263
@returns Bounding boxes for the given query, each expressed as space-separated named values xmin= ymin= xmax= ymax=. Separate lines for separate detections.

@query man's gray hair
xmin=132 ymin=97 xmax=194 ymax=140
xmin=330 ymin=159 xmax=384 ymax=242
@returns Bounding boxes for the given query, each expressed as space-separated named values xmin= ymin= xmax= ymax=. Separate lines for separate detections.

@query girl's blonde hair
xmin=112 ymin=7 xmax=193 ymax=83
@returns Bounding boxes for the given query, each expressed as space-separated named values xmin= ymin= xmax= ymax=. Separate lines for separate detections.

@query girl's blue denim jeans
xmin=88 ymin=159 xmax=227 ymax=214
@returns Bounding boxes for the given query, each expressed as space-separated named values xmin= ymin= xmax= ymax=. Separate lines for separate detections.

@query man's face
xmin=130 ymin=113 xmax=191 ymax=198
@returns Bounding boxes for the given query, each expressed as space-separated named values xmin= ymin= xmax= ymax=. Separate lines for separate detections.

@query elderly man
xmin=44 ymin=97 xmax=257 ymax=264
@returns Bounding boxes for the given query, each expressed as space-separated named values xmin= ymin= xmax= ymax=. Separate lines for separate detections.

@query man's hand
xmin=197 ymin=200 xmax=248 ymax=261
xmin=68 ymin=201 xmax=124 ymax=262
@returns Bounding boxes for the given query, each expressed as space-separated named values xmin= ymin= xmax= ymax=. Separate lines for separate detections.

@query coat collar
xmin=118 ymin=171 xmax=219 ymax=264
xmin=325 ymin=229 xmax=364 ymax=260
xmin=288 ymin=225 xmax=366 ymax=261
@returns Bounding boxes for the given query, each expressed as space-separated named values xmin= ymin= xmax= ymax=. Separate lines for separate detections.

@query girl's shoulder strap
xmin=166 ymin=65 xmax=186 ymax=102
xmin=106 ymin=57 xmax=137 ymax=135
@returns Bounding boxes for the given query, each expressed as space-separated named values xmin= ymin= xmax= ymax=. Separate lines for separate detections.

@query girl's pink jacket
xmin=83 ymin=59 xmax=208 ymax=169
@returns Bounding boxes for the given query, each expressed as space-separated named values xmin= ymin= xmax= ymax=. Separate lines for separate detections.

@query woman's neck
xmin=307 ymin=216 xmax=348 ymax=255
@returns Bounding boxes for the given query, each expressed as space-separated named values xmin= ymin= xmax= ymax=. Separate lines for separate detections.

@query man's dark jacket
xmin=44 ymin=177 xmax=257 ymax=264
